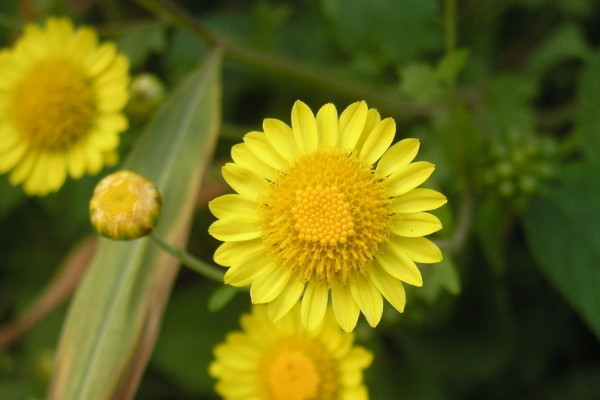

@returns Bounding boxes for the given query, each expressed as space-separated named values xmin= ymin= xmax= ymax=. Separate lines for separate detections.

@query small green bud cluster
xmin=481 ymin=128 xmax=556 ymax=207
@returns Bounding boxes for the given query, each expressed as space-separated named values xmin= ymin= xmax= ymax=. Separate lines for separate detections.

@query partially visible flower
xmin=89 ymin=170 xmax=161 ymax=240
xmin=209 ymin=100 xmax=447 ymax=332
xmin=0 ymin=17 xmax=130 ymax=195
xmin=210 ymin=304 xmax=373 ymax=400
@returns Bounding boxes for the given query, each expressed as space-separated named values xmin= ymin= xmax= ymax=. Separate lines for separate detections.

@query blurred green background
xmin=1 ymin=0 xmax=600 ymax=399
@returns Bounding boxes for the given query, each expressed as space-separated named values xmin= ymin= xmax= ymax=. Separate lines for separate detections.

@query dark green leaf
xmin=522 ymin=162 xmax=600 ymax=339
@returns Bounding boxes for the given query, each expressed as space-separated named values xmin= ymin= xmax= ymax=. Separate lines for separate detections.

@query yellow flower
xmin=0 ymin=17 xmax=130 ymax=196
xmin=209 ymin=304 xmax=373 ymax=400
xmin=89 ymin=170 xmax=161 ymax=240
xmin=209 ymin=101 xmax=447 ymax=332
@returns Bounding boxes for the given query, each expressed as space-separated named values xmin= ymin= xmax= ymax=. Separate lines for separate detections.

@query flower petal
xmin=231 ymin=143 xmax=278 ymax=182
xmin=338 ymin=101 xmax=368 ymax=151
xmin=331 ymin=284 xmax=360 ymax=333
xmin=267 ymin=274 xmax=305 ymax=322
xmin=209 ymin=194 xmax=257 ymax=220
xmin=349 ymin=277 xmax=383 ymax=327
xmin=386 ymin=161 xmax=435 ymax=196
xmin=368 ymin=263 xmax=407 ymax=313
xmin=250 ymin=263 xmax=292 ymax=303
xmin=244 ymin=131 xmax=288 ymax=170
xmin=376 ymin=138 xmax=420 ymax=177
xmin=392 ymin=212 xmax=442 ymax=237
xmin=263 ymin=118 xmax=297 ymax=160
xmin=392 ymin=188 xmax=448 ymax=213
xmin=209 ymin=217 xmax=262 ymax=242
xmin=214 ymin=238 xmax=264 ymax=266
xmin=358 ymin=117 xmax=395 ymax=165
xmin=301 ymin=283 xmax=329 ymax=331
xmin=315 ymin=103 xmax=338 ymax=146
xmin=222 ymin=163 xmax=269 ymax=198
xmin=375 ymin=244 xmax=423 ymax=286
xmin=224 ymin=253 xmax=271 ymax=287
xmin=393 ymin=236 xmax=443 ymax=263
xmin=291 ymin=100 xmax=319 ymax=152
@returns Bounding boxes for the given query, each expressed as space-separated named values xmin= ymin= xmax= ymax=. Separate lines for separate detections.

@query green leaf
xmin=399 ymin=63 xmax=443 ymax=105
xmin=575 ymin=52 xmax=600 ymax=165
xmin=524 ymin=24 xmax=588 ymax=76
xmin=435 ymin=49 xmax=470 ymax=85
xmin=115 ymin=22 xmax=167 ymax=69
xmin=322 ymin=0 xmax=442 ymax=64
xmin=46 ymin=49 xmax=222 ymax=400
xmin=207 ymin=285 xmax=239 ymax=312
xmin=522 ymin=162 xmax=600 ymax=339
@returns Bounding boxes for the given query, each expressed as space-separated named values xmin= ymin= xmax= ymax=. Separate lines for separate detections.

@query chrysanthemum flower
xmin=0 ymin=17 xmax=130 ymax=195
xmin=210 ymin=304 xmax=373 ymax=400
xmin=209 ymin=101 xmax=447 ymax=332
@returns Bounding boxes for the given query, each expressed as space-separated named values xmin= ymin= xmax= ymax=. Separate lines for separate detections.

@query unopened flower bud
xmin=89 ymin=170 xmax=161 ymax=240
xmin=126 ymin=73 xmax=166 ymax=123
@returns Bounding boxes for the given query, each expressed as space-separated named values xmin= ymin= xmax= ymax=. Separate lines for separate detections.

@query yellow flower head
xmin=0 ymin=17 xmax=130 ymax=195
xmin=209 ymin=101 xmax=447 ymax=332
xmin=89 ymin=170 xmax=161 ymax=240
xmin=209 ymin=304 xmax=373 ymax=400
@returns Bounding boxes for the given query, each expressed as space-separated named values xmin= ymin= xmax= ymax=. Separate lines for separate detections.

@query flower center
xmin=259 ymin=149 xmax=392 ymax=286
xmin=10 ymin=59 xmax=94 ymax=150
xmin=261 ymin=337 xmax=337 ymax=400
xmin=292 ymin=185 xmax=355 ymax=246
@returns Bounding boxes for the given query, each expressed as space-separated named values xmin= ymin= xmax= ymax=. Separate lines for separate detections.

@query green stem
xmin=134 ymin=0 xmax=437 ymax=118
xmin=150 ymin=233 xmax=224 ymax=282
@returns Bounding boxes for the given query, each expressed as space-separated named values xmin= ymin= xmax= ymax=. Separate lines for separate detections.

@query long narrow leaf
xmin=46 ymin=49 xmax=222 ymax=400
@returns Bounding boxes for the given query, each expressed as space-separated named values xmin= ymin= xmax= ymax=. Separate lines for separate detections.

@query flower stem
xmin=134 ymin=0 xmax=436 ymax=119
xmin=150 ymin=233 xmax=224 ymax=282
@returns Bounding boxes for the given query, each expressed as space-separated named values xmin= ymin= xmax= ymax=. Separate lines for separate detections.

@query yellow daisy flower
xmin=209 ymin=101 xmax=447 ymax=332
xmin=209 ymin=304 xmax=373 ymax=400
xmin=0 ymin=17 xmax=130 ymax=196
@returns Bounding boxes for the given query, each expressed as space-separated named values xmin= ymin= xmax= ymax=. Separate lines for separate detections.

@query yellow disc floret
xmin=11 ymin=59 xmax=94 ymax=150
xmin=89 ymin=170 xmax=161 ymax=240
xmin=260 ymin=148 xmax=392 ymax=287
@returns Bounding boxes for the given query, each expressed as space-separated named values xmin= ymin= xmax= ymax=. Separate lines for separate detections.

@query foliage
xmin=0 ymin=0 xmax=599 ymax=399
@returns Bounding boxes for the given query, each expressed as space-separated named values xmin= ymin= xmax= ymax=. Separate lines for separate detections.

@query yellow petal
xmin=358 ymin=117 xmax=395 ymax=165
xmin=231 ymin=143 xmax=278 ymax=182
xmin=250 ymin=263 xmax=292 ymax=303
xmin=301 ymin=283 xmax=329 ymax=331
xmin=376 ymin=138 xmax=420 ymax=176
xmin=386 ymin=161 xmax=435 ymax=196
xmin=393 ymin=236 xmax=443 ymax=263
xmin=375 ymin=244 xmax=423 ymax=286
xmin=224 ymin=253 xmax=271 ymax=287
xmin=392 ymin=188 xmax=448 ymax=213
xmin=368 ymin=263 xmax=407 ymax=313
xmin=331 ymin=284 xmax=360 ymax=333
xmin=243 ymin=131 xmax=288 ymax=170
xmin=209 ymin=193 xmax=257 ymax=220
xmin=267 ymin=275 xmax=305 ymax=322
xmin=222 ymin=162 xmax=269 ymax=198
xmin=315 ymin=103 xmax=338 ymax=146
xmin=349 ymin=277 xmax=383 ymax=327
xmin=0 ymin=141 xmax=27 ymax=173
xmin=67 ymin=144 xmax=86 ymax=178
xmin=86 ymin=42 xmax=117 ymax=78
xmin=208 ymin=217 xmax=261 ymax=242
xmin=392 ymin=212 xmax=442 ymax=237
xmin=340 ymin=347 xmax=373 ymax=371
xmin=291 ymin=100 xmax=318 ymax=152
xmin=355 ymin=107 xmax=381 ymax=152
xmin=262 ymin=118 xmax=297 ymax=160
xmin=338 ymin=101 xmax=368 ymax=151
xmin=214 ymin=238 xmax=264 ymax=266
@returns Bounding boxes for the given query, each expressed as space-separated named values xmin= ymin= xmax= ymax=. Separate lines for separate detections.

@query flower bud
xmin=89 ymin=170 xmax=161 ymax=240
xmin=126 ymin=73 xmax=166 ymax=124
